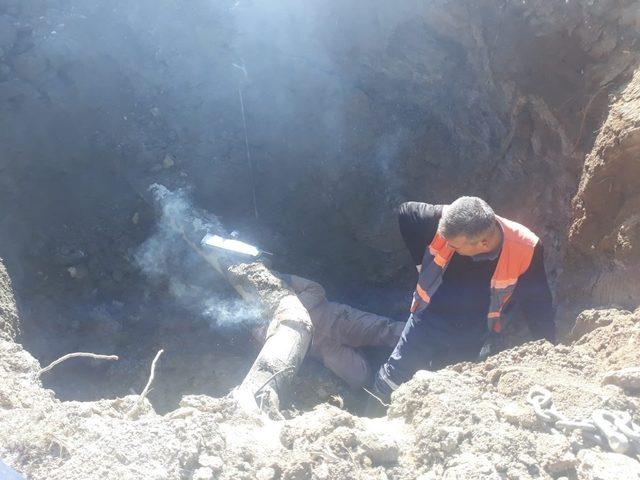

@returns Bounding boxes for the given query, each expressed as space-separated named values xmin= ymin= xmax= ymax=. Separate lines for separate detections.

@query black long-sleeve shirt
xmin=398 ymin=202 xmax=555 ymax=343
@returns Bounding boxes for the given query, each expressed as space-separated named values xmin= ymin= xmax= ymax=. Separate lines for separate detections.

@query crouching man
xmin=374 ymin=196 xmax=555 ymax=402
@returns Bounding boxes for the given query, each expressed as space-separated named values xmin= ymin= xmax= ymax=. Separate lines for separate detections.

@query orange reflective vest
xmin=410 ymin=216 xmax=539 ymax=333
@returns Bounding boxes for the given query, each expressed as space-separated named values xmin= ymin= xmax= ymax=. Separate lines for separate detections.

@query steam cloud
xmin=134 ymin=184 xmax=265 ymax=330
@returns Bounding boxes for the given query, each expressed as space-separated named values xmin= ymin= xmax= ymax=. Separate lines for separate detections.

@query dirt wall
xmin=0 ymin=0 xmax=638 ymax=311
xmin=567 ymin=68 xmax=640 ymax=310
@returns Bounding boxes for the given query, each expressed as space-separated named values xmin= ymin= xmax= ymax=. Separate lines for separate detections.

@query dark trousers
xmin=375 ymin=311 xmax=485 ymax=399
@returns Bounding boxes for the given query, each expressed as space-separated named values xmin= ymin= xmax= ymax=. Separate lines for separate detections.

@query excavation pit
xmin=0 ymin=1 xmax=639 ymax=478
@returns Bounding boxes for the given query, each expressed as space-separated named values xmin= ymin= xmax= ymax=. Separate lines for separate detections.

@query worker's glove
xmin=477 ymin=331 xmax=505 ymax=361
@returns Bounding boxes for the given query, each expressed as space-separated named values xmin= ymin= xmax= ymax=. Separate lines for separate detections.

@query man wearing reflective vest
xmin=374 ymin=196 xmax=555 ymax=401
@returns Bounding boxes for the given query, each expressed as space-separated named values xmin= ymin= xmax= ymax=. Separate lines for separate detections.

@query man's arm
xmin=398 ymin=202 xmax=443 ymax=266
xmin=510 ymin=243 xmax=556 ymax=343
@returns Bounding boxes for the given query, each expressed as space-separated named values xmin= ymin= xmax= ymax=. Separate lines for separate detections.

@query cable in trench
xmin=233 ymin=61 xmax=259 ymax=219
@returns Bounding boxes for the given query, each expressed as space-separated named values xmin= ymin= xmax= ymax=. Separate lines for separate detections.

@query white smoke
xmin=134 ymin=185 xmax=265 ymax=330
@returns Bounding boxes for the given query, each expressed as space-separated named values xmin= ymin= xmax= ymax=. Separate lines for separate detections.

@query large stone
xmin=192 ymin=467 xmax=213 ymax=480
xmin=535 ymin=434 xmax=575 ymax=474
xmin=359 ymin=432 xmax=400 ymax=464
xmin=500 ymin=401 xmax=537 ymax=428
xmin=198 ymin=454 xmax=223 ymax=472
xmin=442 ymin=453 xmax=501 ymax=480
xmin=256 ymin=467 xmax=276 ymax=480
xmin=569 ymin=309 xmax=627 ymax=342
xmin=603 ymin=367 xmax=640 ymax=393
xmin=576 ymin=450 xmax=640 ymax=480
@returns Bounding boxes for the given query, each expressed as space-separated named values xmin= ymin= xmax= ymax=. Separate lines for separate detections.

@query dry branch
xmin=128 ymin=349 xmax=164 ymax=418
xmin=38 ymin=352 xmax=119 ymax=377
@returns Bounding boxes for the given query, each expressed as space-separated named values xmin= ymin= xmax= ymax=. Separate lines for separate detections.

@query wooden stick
xmin=128 ymin=349 xmax=164 ymax=418
xmin=38 ymin=352 xmax=119 ymax=377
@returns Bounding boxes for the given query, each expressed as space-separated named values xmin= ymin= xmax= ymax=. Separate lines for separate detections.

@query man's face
xmin=444 ymin=234 xmax=489 ymax=257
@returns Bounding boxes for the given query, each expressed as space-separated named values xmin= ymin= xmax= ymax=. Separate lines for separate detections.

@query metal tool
xmin=527 ymin=385 xmax=640 ymax=455
xmin=201 ymin=233 xmax=269 ymax=258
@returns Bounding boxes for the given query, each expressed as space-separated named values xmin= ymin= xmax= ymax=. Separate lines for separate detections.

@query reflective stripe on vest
xmin=410 ymin=215 xmax=538 ymax=333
